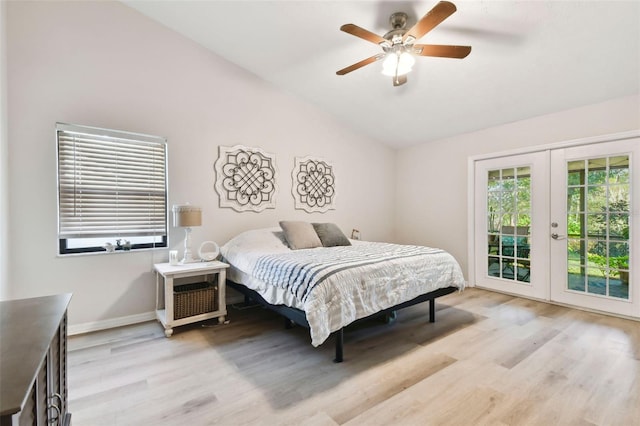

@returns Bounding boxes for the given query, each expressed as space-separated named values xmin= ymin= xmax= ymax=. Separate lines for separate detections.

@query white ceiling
xmin=123 ymin=1 xmax=640 ymax=148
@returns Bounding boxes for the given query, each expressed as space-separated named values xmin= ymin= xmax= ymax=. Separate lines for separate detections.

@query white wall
xmin=396 ymin=95 xmax=640 ymax=279
xmin=7 ymin=0 xmax=638 ymax=330
xmin=6 ymin=1 xmax=396 ymax=327
xmin=0 ymin=0 xmax=8 ymax=301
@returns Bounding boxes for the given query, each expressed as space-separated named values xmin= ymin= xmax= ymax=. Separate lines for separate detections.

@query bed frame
xmin=226 ymin=280 xmax=457 ymax=363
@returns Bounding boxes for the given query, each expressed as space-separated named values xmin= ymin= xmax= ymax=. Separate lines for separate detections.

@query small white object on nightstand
xmin=199 ymin=241 xmax=220 ymax=261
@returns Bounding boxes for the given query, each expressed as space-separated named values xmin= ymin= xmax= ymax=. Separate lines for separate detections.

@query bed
xmin=220 ymin=223 xmax=466 ymax=362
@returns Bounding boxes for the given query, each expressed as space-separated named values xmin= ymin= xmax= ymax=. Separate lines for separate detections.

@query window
xmin=56 ymin=123 xmax=167 ymax=254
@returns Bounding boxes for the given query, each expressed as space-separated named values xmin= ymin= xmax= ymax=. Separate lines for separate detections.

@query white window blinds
xmin=57 ymin=123 xmax=167 ymax=241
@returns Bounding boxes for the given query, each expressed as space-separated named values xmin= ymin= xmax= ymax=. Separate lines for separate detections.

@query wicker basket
xmin=174 ymin=282 xmax=216 ymax=319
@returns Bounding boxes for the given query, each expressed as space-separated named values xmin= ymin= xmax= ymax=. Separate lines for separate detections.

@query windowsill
xmin=56 ymin=246 xmax=168 ymax=258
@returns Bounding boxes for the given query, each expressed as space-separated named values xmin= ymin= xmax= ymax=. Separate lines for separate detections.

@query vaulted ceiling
xmin=123 ymin=1 xmax=640 ymax=148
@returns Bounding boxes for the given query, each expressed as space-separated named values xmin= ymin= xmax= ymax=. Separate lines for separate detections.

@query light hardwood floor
xmin=68 ymin=288 xmax=640 ymax=425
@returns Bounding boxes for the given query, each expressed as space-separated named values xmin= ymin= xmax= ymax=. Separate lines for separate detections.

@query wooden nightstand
xmin=154 ymin=261 xmax=229 ymax=337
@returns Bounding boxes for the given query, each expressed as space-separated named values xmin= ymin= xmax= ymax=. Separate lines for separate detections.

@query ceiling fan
xmin=336 ymin=1 xmax=471 ymax=86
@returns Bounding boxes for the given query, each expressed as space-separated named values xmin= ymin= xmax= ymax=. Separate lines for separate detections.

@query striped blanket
xmin=254 ymin=243 xmax=447 ymax=303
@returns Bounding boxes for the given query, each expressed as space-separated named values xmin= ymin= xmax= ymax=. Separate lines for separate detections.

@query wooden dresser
xmin=0 ymin=293 xmax=72 ymax=426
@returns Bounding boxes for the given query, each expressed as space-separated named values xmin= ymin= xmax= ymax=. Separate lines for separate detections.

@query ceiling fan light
xmin=381 ymin=52 xmax=415 ymax=76
xmin=381 ymin=54 xmax=398 ymax=76
xmin=398 ymin=51 xmax=415 ymax=71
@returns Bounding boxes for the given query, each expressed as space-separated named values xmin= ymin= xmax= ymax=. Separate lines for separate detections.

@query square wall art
xmin=292 ymin=156 xmax=336 ymax=213
xmin=214 ymin=145 xmax=278 ymax=212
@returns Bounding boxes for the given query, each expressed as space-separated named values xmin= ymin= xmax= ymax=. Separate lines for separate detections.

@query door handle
xmin=551 ymin=233 xmax=566 ymax=240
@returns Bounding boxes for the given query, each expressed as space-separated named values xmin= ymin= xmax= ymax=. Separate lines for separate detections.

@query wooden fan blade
xmin=340 ymin=24 xmax=389 ymax=46
xmin=413 ymin=44 xmax=471 ymax=58
xmin=402 ymin=1 xmax=457 ymax=44
xmin=336 ymin=55 xmax=382 ymax=75
xmin=393 ymin=75 xmax=407 ymax=86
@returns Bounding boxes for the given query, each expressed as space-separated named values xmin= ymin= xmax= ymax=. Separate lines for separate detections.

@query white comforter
xmin=221 ymin=228 xmax=465 ymax=346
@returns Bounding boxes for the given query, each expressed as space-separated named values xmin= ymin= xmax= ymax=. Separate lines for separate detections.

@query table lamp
xmin=172 ymin=204 xmax=202 ymax=264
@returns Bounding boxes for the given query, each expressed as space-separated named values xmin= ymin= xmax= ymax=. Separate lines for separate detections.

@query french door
xmin=549 ymin=139 xmax=639 ymax=317
xmin=474 ymin=152 xmax=549 ymax=300
xmin=473 ymin=136 xmax=640 ymax=318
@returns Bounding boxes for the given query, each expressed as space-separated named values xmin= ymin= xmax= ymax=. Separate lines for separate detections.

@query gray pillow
xmin=312 ymin=223 xmax=351 ymax=247
xmin=279 ymin=221 xmax=322 ymax=250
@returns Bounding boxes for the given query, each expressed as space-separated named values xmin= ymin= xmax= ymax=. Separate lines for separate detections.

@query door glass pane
xmin=566 ymin=155 xmax=630 ymax=300
xmin=488 ymin=170 xmax=501 ymax=191
xmin=567 ymin=241 xmax=585 ymax=291
xmin=586 ymin=186 xmax=607 ymax=212
xmin=488 ymin=257 xmax=500 ymax=277
xmin=486 ymin=167 xmax=531 ymax=283
xmin=568 ymin=160 xmax=586 ymax=185
xmin=567 ymin=187 xmax=583 ymax=212
xmin=568 ymin=270 xmax=586 ymax=292
xmin=588 ymin=158 xmax=607 ymax=184
xmin=609 ymin=156 xmax=629 ymax=184
xmin=587 ymin=268 xmax=606 ymax=295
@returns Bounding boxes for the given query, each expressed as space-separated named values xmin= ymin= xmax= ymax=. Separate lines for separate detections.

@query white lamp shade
xmin=381 ymin=51 xmax=415 ymax=76
xmin=172 ymin=204 xmax=202 ymax=227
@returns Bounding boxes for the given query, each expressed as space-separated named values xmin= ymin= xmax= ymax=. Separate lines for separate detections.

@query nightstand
xmin=154 ymin=261 xmax=229 ymax=337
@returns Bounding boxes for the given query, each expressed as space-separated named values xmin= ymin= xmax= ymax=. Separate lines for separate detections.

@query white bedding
xmin=221 ymin=228 xmax=466 ymax=346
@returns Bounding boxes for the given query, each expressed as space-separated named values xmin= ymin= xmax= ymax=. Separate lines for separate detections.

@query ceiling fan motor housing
xmin=383 ymin=12 xmax=409 ymax=46
xmin=389 ymin=12 xmax=408 ymax=30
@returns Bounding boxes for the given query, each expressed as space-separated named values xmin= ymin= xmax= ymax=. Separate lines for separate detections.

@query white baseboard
xmin=69 ymin=311 xmax=156 ymax=336
xmin=68 ymin=297 xmax=245 ymax=336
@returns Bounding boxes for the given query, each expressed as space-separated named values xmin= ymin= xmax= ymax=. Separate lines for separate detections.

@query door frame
xmin=467 ymin=130 xmax=639 ymax=311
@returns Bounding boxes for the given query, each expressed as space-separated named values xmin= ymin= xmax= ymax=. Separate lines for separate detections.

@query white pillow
xmin=220 ymin=228 xmax=290 ymax=274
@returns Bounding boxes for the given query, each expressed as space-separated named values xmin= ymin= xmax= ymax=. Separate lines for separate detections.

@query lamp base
xmin=180 ymin=249 xmax=199 ymax=264
xmin=179 ymin=227 xmax=199 ymax=264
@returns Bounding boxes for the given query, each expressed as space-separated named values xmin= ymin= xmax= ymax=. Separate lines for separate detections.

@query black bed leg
xmin=284 ymin=318 xmax=294 ymax=329
xmin=333 ymin=328 xmax=344 ymax=363
xmin=429 ymin=298 xmax=435 ymax=323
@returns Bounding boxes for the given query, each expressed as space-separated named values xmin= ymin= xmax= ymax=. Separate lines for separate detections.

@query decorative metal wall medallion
xmin=214 ymin=145 xmax=278 ymax=212
xmin=292 ymin=156 xmax=336 ymax=213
